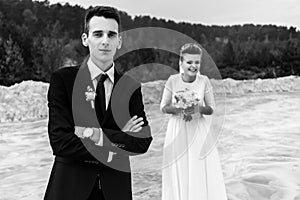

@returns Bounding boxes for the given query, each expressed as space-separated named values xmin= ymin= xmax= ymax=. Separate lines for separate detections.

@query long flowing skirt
xmin=162 ymin=114 xmax=227 ymax=200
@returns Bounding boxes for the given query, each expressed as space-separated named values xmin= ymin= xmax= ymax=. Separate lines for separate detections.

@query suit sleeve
xmin=102 ymin=84 xmax=153 ymax=155
xmin=47 ymin=70 xmax=98 ymax=161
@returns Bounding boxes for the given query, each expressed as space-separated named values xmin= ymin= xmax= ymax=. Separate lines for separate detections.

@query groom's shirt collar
xmin=87 ymin=58 xmax=115 ymax=84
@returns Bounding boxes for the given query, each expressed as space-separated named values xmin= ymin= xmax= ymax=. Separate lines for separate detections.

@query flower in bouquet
xmin=174 ymin=88 xmax=200 ymax=122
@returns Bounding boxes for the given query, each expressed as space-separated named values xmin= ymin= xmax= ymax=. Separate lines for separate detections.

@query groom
xmin=44 ymin=6 xmax=152 ymax=200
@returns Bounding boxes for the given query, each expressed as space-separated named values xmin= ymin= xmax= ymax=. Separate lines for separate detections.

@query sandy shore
xmin=0 ymin=90 xmax=299 ymax=200
xmin=1 ymin=76 xmax=300 ymax=122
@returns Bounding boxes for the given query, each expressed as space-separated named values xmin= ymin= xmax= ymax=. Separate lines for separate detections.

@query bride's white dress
xmin=160 ymin=74 xmax=227 ymax=200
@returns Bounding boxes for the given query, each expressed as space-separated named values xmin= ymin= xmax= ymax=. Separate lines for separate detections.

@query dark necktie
xmin=95 ymin=73 xmax=108 ymax=122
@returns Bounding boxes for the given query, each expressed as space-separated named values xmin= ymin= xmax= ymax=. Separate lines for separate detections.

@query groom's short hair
xmin=84 ymin=6 xmax=121 ymax=34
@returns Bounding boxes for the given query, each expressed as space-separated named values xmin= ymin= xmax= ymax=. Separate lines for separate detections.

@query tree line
xmin=0 ymin=0 xmax=299 ymax=86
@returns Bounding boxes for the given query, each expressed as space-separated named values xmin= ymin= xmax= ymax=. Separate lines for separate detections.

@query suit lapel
xmin=75 ymin=60 xmax=123 ymax=127
xmin=72 ymin=56 xmax=100 ymax=127
xmin=78 ymin=57 xmax=95 ymax=111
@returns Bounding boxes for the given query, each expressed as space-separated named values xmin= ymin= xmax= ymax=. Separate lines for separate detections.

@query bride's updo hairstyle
xmin=179 ymin=43 xmax=203 ymax=61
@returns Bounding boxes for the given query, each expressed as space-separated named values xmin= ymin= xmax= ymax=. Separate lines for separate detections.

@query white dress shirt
xmin=87 ymin=58 xmax=114 ymax=110
xmin=87 ymin=58 xmax=115 ymax=146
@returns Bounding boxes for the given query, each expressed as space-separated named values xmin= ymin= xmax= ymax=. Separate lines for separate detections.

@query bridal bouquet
xmin=174 ymin=88 xmax=200 ymax=122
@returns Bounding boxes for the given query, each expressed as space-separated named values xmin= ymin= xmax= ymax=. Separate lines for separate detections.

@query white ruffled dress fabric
xmin=160 ymin=74 xmax=227 ymax=200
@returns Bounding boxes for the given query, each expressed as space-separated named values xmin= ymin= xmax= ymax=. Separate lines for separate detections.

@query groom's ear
xmin=81 ymin=33 xmax=88 ymax=47
xmin=117 ymin=35 xmax=122 ymax=49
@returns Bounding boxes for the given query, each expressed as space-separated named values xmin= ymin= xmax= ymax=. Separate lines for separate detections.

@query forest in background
xmin=1 ymin=0 xmax=300 ymax=86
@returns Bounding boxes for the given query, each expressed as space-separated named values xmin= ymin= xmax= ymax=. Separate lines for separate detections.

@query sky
xmin=44 ymin=0 xmax=300 ymax=30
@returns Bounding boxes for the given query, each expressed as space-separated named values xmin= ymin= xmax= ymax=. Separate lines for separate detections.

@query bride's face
xmin=180 ymin=53 xmax=201 ymax=77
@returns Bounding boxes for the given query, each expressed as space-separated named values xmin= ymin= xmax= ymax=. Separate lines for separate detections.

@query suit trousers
xmin=87 ymin=176 xmax=105 ymax=200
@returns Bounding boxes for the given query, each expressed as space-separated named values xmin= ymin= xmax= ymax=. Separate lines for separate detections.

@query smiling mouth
xmin=99 ymin=49 xmax=111 ymax=52
xmin=188 ymin=68 xmax=198 ymax=72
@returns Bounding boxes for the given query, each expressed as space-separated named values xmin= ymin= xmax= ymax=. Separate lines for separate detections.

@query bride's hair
xmin=179 ymin=43 xmax=203 ymax=74
xmin=179 ymin=43 xmax=203 ymax=61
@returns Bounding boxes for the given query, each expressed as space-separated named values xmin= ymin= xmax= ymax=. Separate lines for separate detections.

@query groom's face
xmin=82 ymin=16 xmax=122 ymax=68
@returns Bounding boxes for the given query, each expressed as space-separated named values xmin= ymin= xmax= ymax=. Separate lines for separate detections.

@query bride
xmin=160 ymin=43 xmax=227 ymax=200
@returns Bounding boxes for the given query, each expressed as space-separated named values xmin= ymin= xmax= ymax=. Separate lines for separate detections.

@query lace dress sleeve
xmin=204 ymin=76 xmax=215 ymax=110
xmin=160 ymin=76 xmax=173 ymax=112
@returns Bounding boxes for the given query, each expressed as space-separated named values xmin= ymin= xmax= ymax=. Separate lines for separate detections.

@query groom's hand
xmin=122 ymin=115 xmax=144 ymax=132
xmin=74 ymin=126 xmax=85 ymax=138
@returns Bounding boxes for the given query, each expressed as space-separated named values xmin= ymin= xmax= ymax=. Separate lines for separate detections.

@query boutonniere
xmin=85 ymin=85 xmax=96 ymax=109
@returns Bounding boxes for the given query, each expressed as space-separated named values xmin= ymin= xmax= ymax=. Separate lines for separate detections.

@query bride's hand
xmin=184 ymin=105 xmax=197 ymax=115
xmin=161 ymin=105 xmax=182 ymax=115
xmin=172 ymin=106 xmax=183 ymax=115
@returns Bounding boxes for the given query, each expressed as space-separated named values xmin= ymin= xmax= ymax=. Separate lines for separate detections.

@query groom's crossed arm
xmin=48 ymin=69 xmax=152 ymax=161
xmin=72 ymin=77 xmax=152 ymax=156
xmin=48 ymin=68 xmax=98 ymax=161
xmin=101 ymin=83 xmax=152 ymax=155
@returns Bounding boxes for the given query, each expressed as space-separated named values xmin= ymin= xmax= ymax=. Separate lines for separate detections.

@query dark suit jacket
xmin=44 ymin=57 xmax=152 ymax=200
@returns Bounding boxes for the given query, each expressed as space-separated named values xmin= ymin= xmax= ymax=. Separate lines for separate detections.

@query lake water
xmin=1 ymin=92 xmax=300 ymax=200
